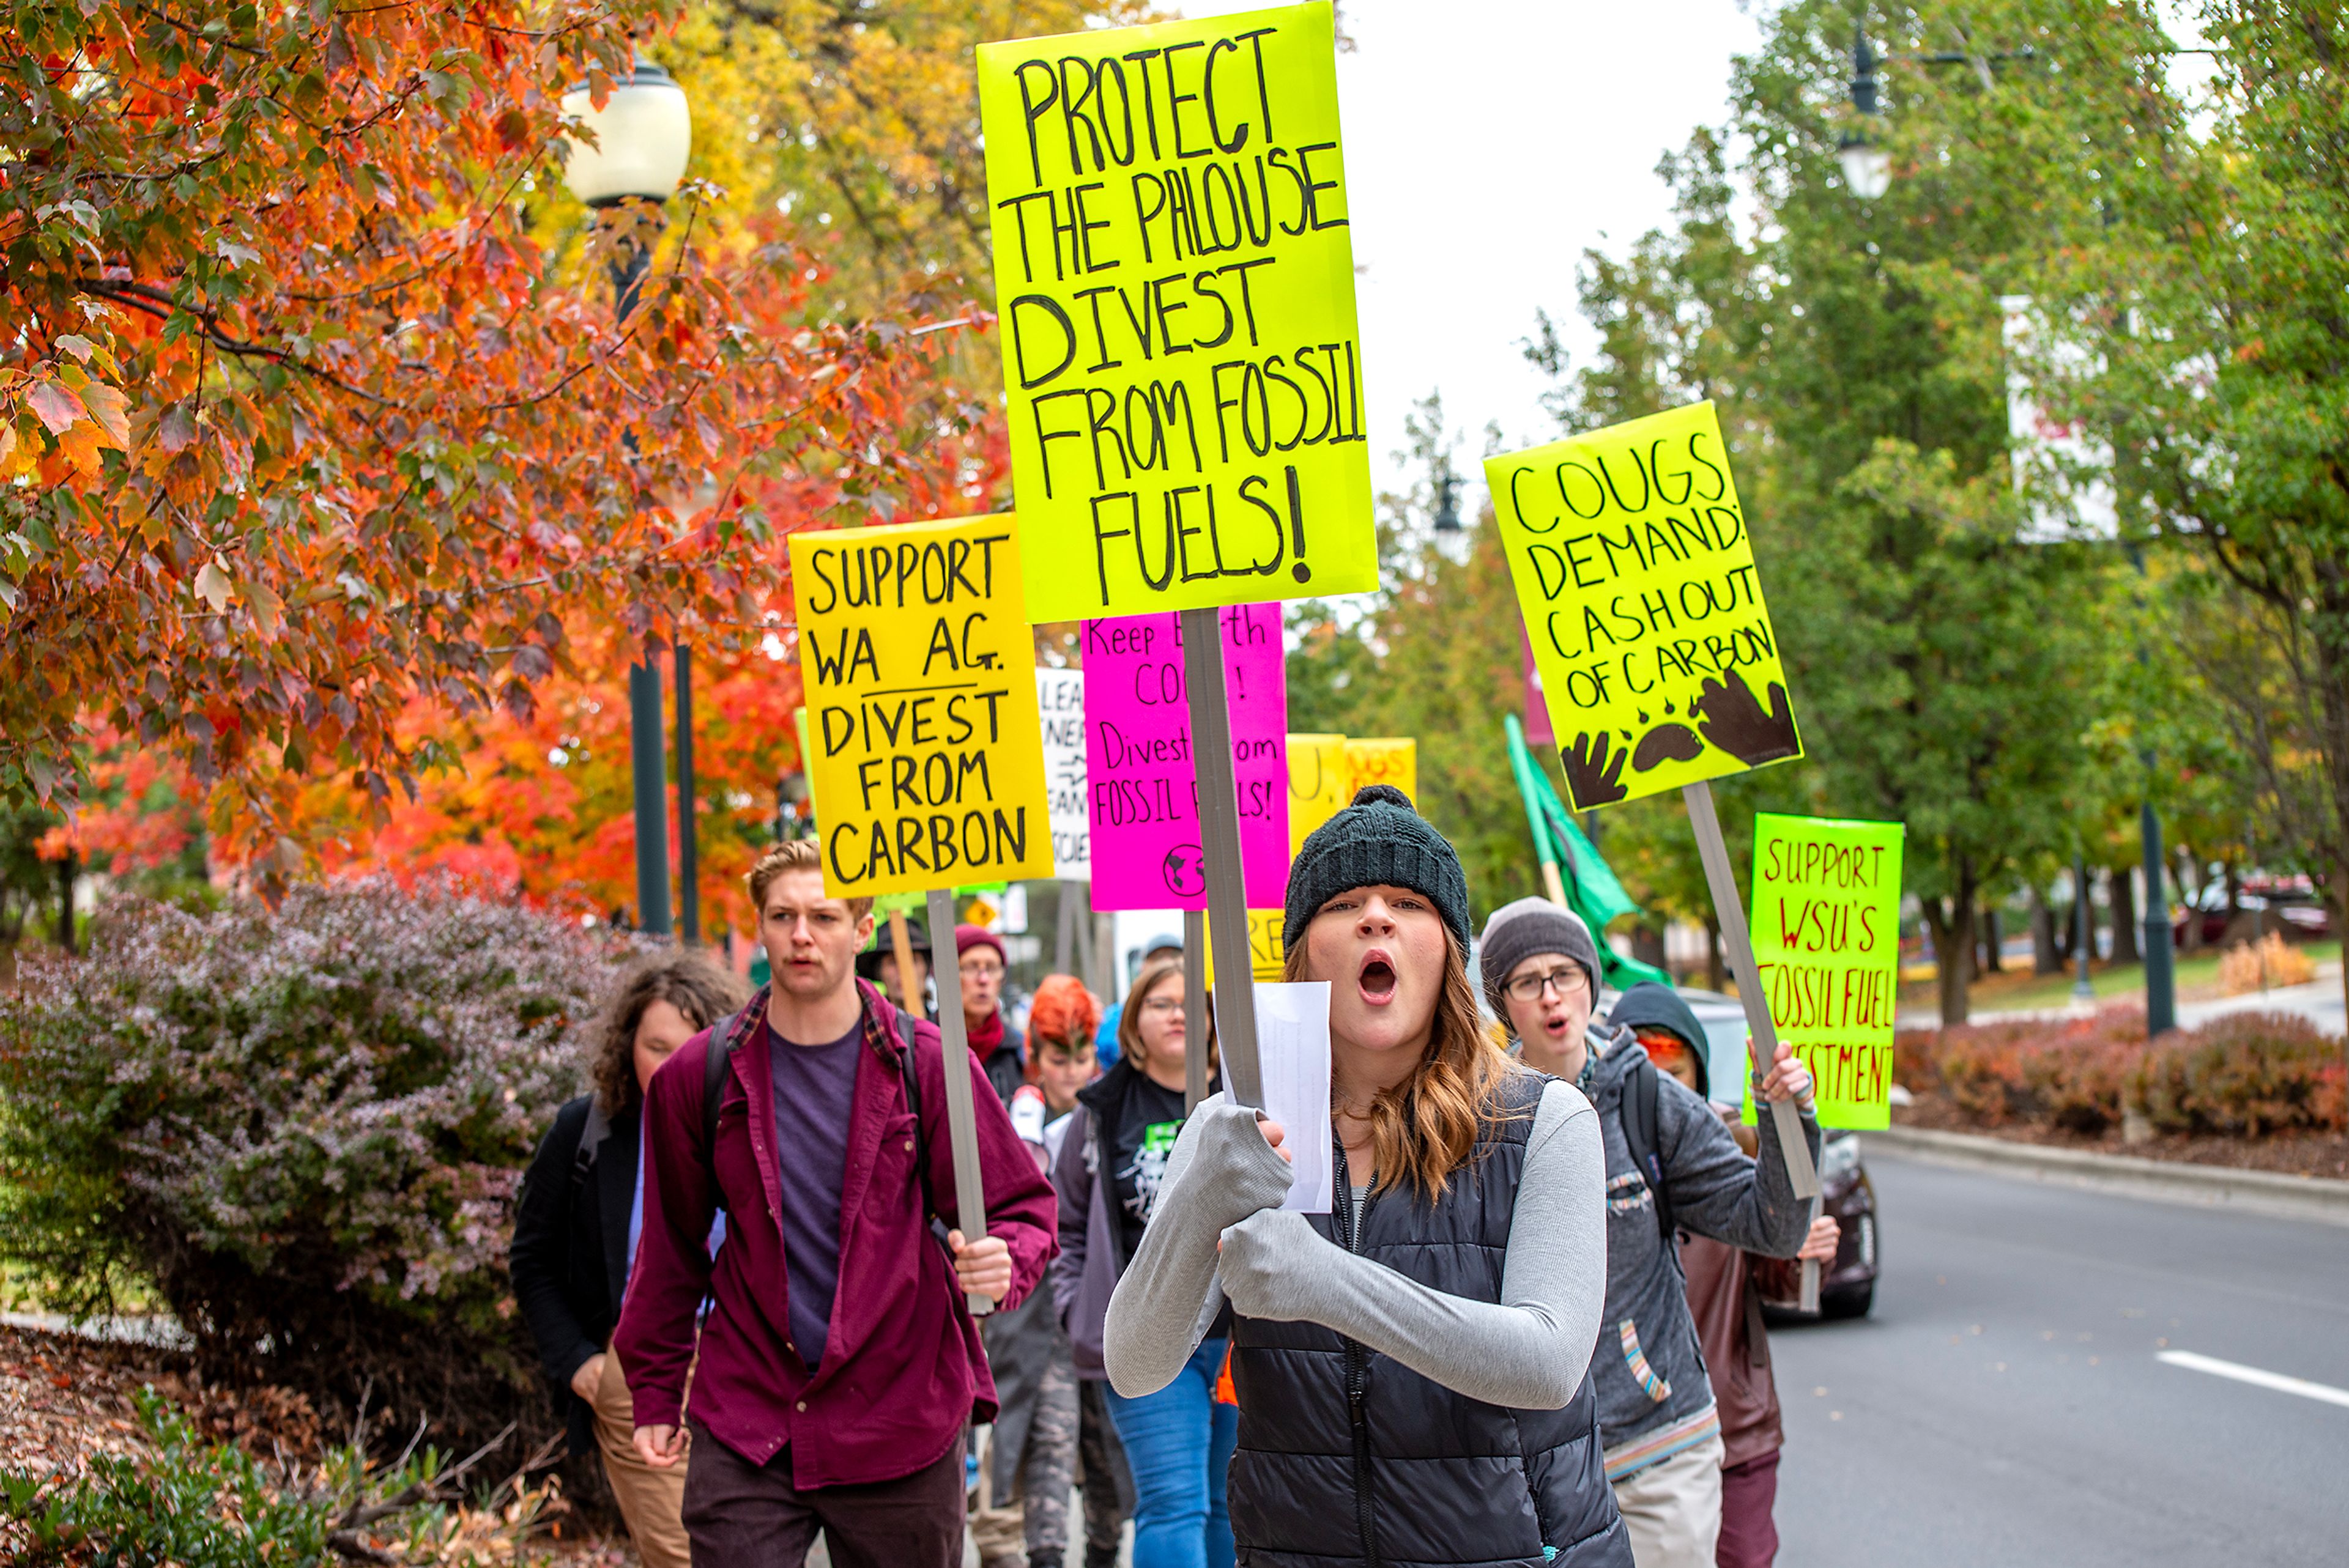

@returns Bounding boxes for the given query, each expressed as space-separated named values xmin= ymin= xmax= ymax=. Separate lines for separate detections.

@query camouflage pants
xmin=971 ymin=1352 xmax=1080 ymax=1568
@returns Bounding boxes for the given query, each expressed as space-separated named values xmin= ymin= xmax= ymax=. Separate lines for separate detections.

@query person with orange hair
xmin=973 ymin=974 xmax=1130 ymax=1568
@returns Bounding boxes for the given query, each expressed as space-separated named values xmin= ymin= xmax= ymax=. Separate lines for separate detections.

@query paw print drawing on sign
xmin=1161 ymin=843 xmax=1207 ymax=898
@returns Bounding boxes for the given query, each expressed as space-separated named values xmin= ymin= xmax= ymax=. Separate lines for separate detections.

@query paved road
xmin=1770 ymin=1150 xmax=2349 ymax=1567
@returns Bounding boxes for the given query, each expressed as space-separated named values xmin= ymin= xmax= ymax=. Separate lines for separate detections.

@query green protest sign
xmin=976 ymin=1 xmax=1376 ymax=621
xmin=1749 ymin=812 xmax=1904 ymax=1130
xmin=1484 ymin=401 xmax=1802 ymax=811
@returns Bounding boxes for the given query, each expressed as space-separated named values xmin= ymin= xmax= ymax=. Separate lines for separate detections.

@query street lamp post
xmin=562 ymin=62 xmax=694 ymax=939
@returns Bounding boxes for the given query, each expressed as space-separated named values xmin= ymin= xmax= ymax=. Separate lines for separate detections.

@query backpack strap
xmin=568 ymin=1098 xmax=612 ymax=1193
xmin=1621 ymin=1053 xmax=1677 ymax=1242
xmin=890 ymin=1005 xmax=956 ymax=1254
xmin=700 ymin=1002 xmax=759 ymax=1213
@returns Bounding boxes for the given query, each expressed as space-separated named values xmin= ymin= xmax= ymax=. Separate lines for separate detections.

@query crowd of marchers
xmin=509 ymin=787 xmax=1835 ymax=1568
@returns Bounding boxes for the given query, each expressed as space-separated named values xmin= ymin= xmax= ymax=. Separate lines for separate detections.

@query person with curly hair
xmin=511 ymin=952 xmax=746 ymax=1568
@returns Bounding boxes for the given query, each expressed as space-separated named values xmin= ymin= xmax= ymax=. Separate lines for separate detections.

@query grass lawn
xmin=1897 ymin=941 xmax=2341 ymax=1018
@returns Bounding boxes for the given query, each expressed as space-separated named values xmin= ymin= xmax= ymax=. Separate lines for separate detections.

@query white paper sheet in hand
xmin=1250 ymin=981 xmax=1333 ymax=1215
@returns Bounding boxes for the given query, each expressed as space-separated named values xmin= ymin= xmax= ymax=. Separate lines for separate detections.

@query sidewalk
xmin=1896 ymin=962 xmax=2344 ymax=1035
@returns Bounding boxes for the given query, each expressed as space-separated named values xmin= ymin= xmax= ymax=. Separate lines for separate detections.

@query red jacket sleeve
xmin=612 ymin=1027 xmax=719 ymax=1431
xmin=917 ymin=1019 xmax=1059 ymax=1310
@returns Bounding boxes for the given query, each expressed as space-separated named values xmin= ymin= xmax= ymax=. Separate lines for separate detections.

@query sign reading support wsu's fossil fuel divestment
xmin=1750 ymin=813 xmax=1905 ymax=1131
xmin=1485 ymin=401 xmax=1803 ymax=810
xmin=791 ymin=515 xmax=1057 ymax=898
xmin=976 ymin=1 xmax=1375 ymax=621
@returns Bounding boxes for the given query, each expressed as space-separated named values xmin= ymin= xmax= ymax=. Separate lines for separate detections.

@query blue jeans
xmin=1102 ymin=1337 xmax=1238 ymax=1568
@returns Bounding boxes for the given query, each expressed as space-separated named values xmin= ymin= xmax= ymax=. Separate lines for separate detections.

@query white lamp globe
xmin=561 ymin=61 xmax=692 ymax=207
xmin=1839 ymin=141 xmax=1893 ymax=201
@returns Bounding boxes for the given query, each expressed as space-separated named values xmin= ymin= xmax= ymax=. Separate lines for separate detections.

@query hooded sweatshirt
xmin=1579 ymin=1029 xmax=1817 ymax=1477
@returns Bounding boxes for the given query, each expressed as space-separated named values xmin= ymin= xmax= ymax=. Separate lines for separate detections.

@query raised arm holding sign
xmin=1487 ymin=401 xmax=1824 ymax=1300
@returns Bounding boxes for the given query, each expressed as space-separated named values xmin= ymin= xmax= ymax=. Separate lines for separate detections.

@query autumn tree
xmin=1 ymin=0 xmax=992 ymax=885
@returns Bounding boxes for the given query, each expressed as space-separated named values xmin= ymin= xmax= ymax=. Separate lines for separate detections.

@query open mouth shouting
xmin=1357 ymin=949 xmax=1399 ymax=1005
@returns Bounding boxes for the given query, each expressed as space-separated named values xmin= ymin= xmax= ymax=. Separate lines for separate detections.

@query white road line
xmin=2157 ymin=1349 xmax=2349 ymax=1410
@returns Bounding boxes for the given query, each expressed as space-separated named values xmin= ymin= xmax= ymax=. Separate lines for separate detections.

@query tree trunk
xmin=2029 ymin=890 xmax=2061 ymax=974
xmin=54 ymin=849 xmax=76 ymax=955
xmin=1980 ymin=908 xmax=2003 ymax=974
xmin=1631 ymin=924 xmax=1668 ymax=972
xmin=1704 ymin=914 xmax=1725 ymax=994
xmin=2109 ymin=866 xmax=2140 ymax=965
xmin=1923 ymin=858 xmax=1978 ymax=1026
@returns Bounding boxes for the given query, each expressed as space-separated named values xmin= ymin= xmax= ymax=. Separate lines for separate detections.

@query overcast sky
xmin=1181 ymin=0 xmax=1766 ymax=509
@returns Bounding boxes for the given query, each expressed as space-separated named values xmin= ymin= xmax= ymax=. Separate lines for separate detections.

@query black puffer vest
xmin=1227 ymin=1074 xmax=1632 ymax=1568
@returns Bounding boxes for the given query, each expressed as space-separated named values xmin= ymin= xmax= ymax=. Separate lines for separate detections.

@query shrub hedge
xmin=1898 ymin=1005 xmax=2345 ymax=1137
xmin=0 ymin=881 xmax=618 ymax=1447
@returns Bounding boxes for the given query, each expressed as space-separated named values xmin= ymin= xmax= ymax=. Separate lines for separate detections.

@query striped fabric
xmin=1601 ymin=1404 xmax=1723 ymax=1483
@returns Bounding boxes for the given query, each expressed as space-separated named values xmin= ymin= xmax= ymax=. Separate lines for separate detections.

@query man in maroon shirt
xmin=615 ymin=841 xmax=1058 ymax=1567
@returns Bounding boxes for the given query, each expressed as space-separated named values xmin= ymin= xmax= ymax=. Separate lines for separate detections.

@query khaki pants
xmin=593 ymin=1344 xmax=691 ymax=1568
xmin=1611 ymin=1432 xmax=1724 ymax=1568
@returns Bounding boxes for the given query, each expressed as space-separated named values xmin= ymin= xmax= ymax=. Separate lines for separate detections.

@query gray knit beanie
xmin=1283 ymin=785 xmax=1471 ymax=953
xmin=1477 ymin=897 xmax=1601 ymax=1021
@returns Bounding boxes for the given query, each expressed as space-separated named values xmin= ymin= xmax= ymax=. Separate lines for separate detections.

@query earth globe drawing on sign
xmin=1161 ymin=844 xmax=1208 ymax=899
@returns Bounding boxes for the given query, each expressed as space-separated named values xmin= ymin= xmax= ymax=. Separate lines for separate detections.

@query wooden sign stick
xmin=1681 ymin=780 xmax=1824 ymax=1308
xmin=886 ymin=908 xmax=923 ymax=1018
xmin=922 ymin=889 xmax=995 ymax=1318
xmin=1180 ymin=606 xmax=1263 ymax=1109
xmin=1183 ymin=906 xmax=1209 ymax=1113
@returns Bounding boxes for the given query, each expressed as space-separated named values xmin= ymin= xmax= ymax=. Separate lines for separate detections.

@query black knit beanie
xmin=1283 ymin=785 xmax=1471 ymax=953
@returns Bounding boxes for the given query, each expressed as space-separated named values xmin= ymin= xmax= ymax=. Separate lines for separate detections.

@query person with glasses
xmin=1478 ymin=897 xmax=1820 ymax=1568
xmin=956 ymin=925 xmax=1026 ymax=1108
xmin=1050 ymin=958 xmax=1230 ymax=1568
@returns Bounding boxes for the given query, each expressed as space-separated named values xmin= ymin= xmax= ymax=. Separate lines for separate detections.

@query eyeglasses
xmin=1502 ymin=965 xmax=1590 ymax=1004
xmin=1139 ymin=996 xmax=1183 ymax=1017
xmin=959 ymin=959 xmax=1004 ymax=978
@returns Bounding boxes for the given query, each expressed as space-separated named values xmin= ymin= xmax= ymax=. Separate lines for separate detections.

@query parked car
xmin=1668 ymin=988 xmax=1879 ymax=1321
xmin=2173 ymin=875 xmax=2333 ymax=947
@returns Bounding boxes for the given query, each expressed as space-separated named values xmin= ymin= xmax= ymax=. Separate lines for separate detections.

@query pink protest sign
xmin=1083 ymin=604 xmax=1289 ymax=911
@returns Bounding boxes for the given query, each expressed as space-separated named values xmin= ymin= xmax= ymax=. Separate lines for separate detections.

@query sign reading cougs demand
xmin=1485 ymin=401 xmax=1803 ymax=810
xmin=976 ymin=1 xmax=1375 ymax=620
xmin=790 ymin=516 xmax=1057 ymax=899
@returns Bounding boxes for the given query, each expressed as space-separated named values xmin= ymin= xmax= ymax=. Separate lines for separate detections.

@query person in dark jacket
xmin=1105 ymin=786 xmax=1634 ymax=1568
xmin=957 ymin=923 xmax=1027 ymax=1107
xmin=1619 ymin=991 xmax=1838 ymax=1568
xmin=1052 ymin=956 xmax=1225 ymax=1568
xmin=1482 ymin=895 xmax=1822 ymax=1568
xmin=510 ymin=953 xmax=746 ymax=1568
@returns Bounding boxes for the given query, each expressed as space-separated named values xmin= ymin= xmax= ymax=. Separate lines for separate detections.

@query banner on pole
xmin=791 ymin=514 xmax=1057 ymax=898
xmin=1748 ymin=812 xmax=1904 ymax=1130
xmin=976 ymin=1 xmax=1376 ymax=620
xmin=1485 ymin=401 xmax=1802 ymax=810
xmin=1037 ymin=668 xmax=1091 ymax=879
xmin=1287 ymin=731 xmax=1348 ymax=852
xmin=1083 ymin=604 xmax=1288 ymax=909
xmin=1343 ymin=736 xmax=1416 ymax=805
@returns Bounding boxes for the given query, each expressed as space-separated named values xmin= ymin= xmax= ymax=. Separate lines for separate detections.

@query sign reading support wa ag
xmin=978 ymin=1 xmax=1376 ymax=620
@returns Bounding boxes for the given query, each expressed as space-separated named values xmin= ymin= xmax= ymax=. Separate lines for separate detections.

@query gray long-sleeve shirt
xmin=1102 ymin=1073 xmax=1607 ymax=1411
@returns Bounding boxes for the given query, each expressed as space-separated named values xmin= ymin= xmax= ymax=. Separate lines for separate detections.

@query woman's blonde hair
xmin=1284 ymin=916 xmax=1515 ymax=1199
xmin=1116 ymin=958 xmax=1215 ymax=1076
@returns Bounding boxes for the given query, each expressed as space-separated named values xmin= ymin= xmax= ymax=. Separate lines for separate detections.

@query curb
xmin=1861 ymin=1125 xmax=2349 ymax=1229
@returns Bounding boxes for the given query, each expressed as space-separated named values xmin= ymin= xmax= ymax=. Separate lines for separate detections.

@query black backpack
xmin=698 ymin=999 xmax=947 ymax=1241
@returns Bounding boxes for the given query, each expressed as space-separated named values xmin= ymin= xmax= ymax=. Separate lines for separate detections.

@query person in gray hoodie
xmin=1477 ymin=897 xmax=1820 ymax=1568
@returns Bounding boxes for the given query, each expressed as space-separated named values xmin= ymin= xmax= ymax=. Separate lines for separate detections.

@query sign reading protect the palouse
xmin=976 ymin=1 xmax=1375 ymax=620
xmin=1485 ymin=401 xmax=1802 ymax=810
xmin=790 ymin=514 xmax=1057 ymax=898
xmin=1751 ymin=813 xmax=1904 ymax=1130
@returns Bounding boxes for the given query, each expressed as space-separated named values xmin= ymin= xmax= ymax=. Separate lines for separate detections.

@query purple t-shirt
xmin=768 ymin=1019 xmax=863 ymax=1372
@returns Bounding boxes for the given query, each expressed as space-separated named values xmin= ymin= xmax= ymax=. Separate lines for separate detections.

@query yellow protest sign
xmin=1484 ymin=401 xmax=1802 ymax=811
xmin=790 ymin=514 xmax=1057 ymax=898
xmin=1343 ymin=737 xmax=1416 ymax=805
xmin=976 ymin=1 xmax=1375 ymax=621
xmin=1287 ymin=732 xmax=1348 ymax=853
xmin=1204 ymin=908 xmax=1288 ymax=986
